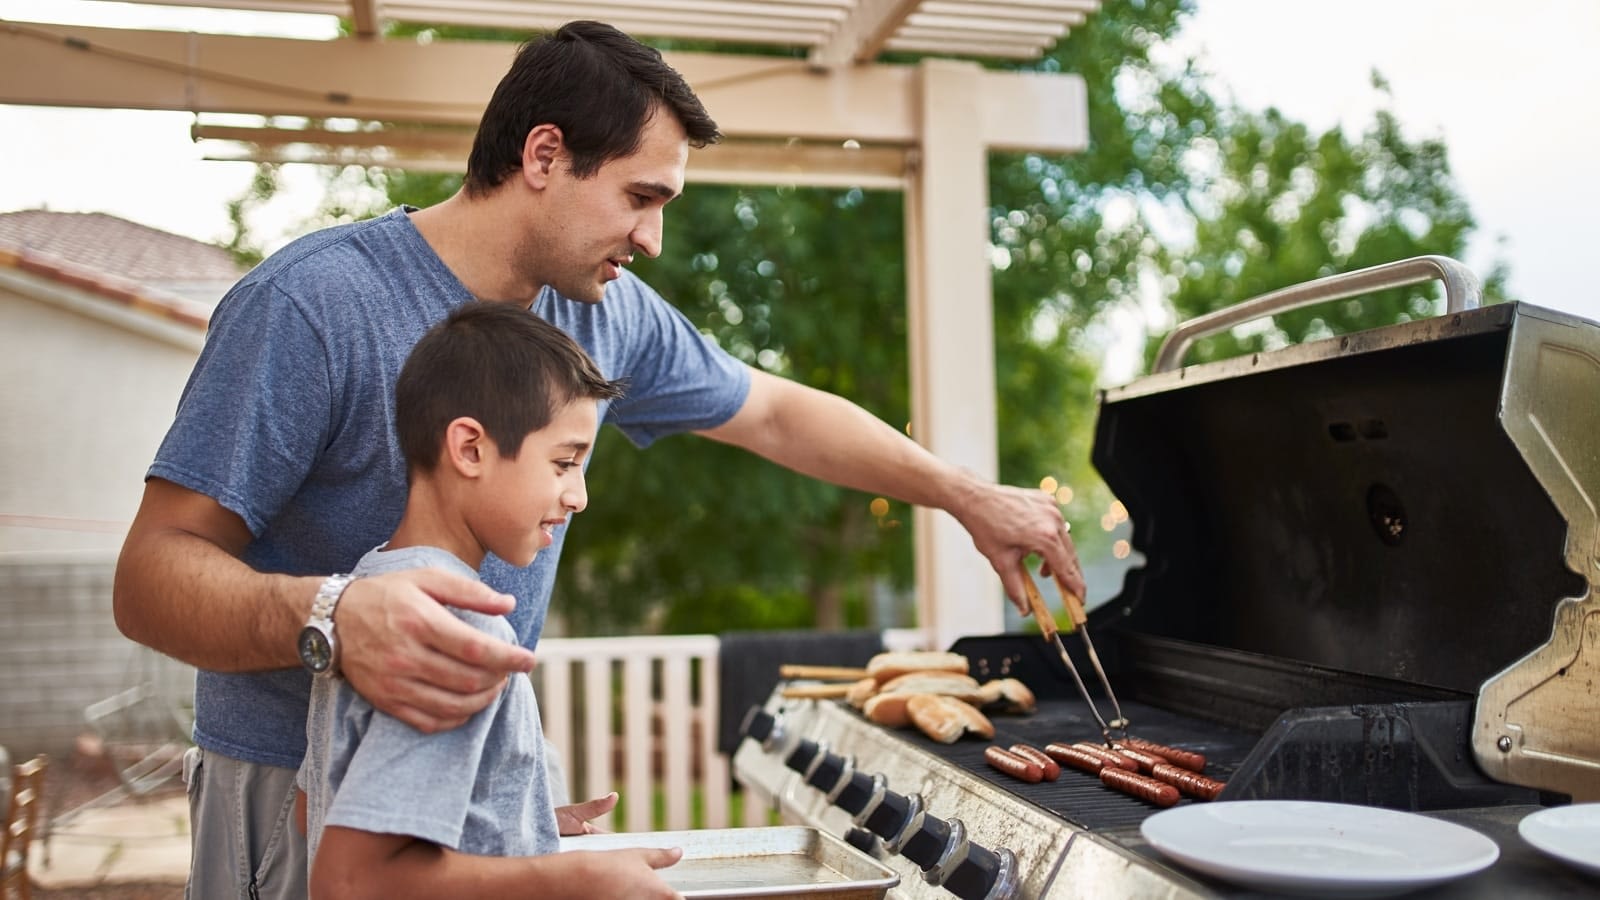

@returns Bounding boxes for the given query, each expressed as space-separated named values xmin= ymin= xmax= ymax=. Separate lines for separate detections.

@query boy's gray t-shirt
xmin=300 ymin=545 xmax=559 ymax=863
xmin=150 ymin=207 xmax=751 ymax=768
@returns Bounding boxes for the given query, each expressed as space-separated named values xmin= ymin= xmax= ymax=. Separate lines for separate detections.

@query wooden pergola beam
xmin=0 ymin=22 xmax=1085 ymax=152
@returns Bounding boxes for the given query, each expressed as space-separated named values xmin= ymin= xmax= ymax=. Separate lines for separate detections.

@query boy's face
xmin=471 ymin=397 xmax=599 ymax=568
xmin=528 ymin=110 xmax=689 ymax=303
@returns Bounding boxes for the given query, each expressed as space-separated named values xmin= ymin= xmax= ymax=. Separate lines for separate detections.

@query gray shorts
xmin=183 ymin=746 xmax=307 ymax=900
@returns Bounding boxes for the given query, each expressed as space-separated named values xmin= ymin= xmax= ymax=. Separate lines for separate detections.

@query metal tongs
xmin=1019 ymin=561 xmax=1128 ymax=748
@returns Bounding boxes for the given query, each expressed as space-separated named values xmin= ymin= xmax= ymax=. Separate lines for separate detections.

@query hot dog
xmin=1043 ymin=742 xmax=1106 ymax=775
xmin=985 ymin=746 xmax=1044 ymax=783
xmin=1008 ymin=743 xmax=1061 ymax=781
xmin=1072 ymin=741 xmax=1139 ymax=772
xmin=1099 ymin=766 xmax=1181 ymax=807
xmin=1112 ymin=745 xmax=1162 ymax=774
xmin=1150 ymin=762 xmax=1226 ymax=801
xmin=1119 ymin=736 xmax=1207 ymax=772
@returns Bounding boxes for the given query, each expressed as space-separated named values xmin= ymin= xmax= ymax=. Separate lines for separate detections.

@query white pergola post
xmin=907 ymin=58 xmax=1004 ymax=649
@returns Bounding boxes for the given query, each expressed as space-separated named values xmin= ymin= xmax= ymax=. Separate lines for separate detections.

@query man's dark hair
xmin=395 ymin=302 xmax=626 ymax=474
xmin=464 ymin=20 xmax=721 ymax=195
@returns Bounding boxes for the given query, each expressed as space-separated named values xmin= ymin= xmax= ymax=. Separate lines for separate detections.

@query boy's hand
xmin=565 ymin=847 xmax=684 ymax=899
xmin=556 ymin=792 xmax=618 ymax=835
xmin=336 ymin=567 xmax=538 ymax=733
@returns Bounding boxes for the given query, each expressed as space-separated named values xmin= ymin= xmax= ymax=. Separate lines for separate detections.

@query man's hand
xmin=950 ymin=480 xmax=1086 ymax=613
xmin=336 ymin=568 xmax=537 ymax=732
xmin=556 ymin=792 xmax=618 ymax=836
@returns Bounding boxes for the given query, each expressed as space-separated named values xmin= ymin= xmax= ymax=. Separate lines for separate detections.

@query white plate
xmin=1140 ymin=801 xmax=1500 ymax=898
xmin=1518 ymin=804 xmax=1600 ymax=877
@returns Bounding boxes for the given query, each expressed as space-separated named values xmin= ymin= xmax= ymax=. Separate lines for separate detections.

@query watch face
xmin=299 ymin=627 xmax=333 ymax=673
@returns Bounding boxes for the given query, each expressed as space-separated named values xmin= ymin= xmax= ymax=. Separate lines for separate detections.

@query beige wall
xmin=0 ymin=275 xmax=202 ymax=554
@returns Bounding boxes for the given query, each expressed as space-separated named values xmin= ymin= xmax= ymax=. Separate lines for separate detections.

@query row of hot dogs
xmin=983 ymin=736 xmax=1225 ymax=807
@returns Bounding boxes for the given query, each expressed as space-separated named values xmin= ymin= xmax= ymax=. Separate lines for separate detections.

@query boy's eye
xmin=556 ymin=460 xmax=579 ymax=472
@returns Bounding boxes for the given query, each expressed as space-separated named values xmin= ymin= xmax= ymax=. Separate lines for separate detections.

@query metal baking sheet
xmin=558 ymin=825 xmax=899 ymax=900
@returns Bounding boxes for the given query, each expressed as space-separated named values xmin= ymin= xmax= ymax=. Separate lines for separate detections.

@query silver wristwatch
xmin=298 ymin=573 xmax=355 ymax=676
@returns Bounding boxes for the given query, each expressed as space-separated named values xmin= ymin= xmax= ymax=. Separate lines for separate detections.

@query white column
xmin=906 ymin=58 xmax=1004 ymax=650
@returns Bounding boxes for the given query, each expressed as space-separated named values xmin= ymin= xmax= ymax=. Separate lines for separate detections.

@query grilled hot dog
xmin=1119 ymin=736 xmax=1207 ymax=772
xmin=1043 ymin=742 xmax=1106 ymax=775
xmin=1008 ymin=743 xmax=1060 ymax=781
xmin=985 ymin=746 xmax=1044 ymax=783
xmin=1072 ymin=741 xmax=1139 ymax=772
xmin=1112 ymin=745 xmax=1163 ymax=774
xmin=1150 ymin=762 xmax=1226 ymax=801
xmin=1099 ymin=766 xmax=1180 ymax=807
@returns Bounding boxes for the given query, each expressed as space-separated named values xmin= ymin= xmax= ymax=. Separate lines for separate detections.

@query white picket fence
xmin=533 ymin=630 xmax=926 ymax=833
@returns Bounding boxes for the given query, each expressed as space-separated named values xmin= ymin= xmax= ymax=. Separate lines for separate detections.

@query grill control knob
xmin=739 ymin=706 xmax=777 ymax=744
xmin=831 ymin=770 xmax=878 ymax=817
xmin=942 ymin=840 xmax=1019 ymax=900
xmin=783 ymin=738 xmax=821 ymax=775
xmin=844 ymin=826 xmax=881 ymax=857
xmin=898 ymin=812 xmax=952 ymax=872
xmin=805 ymin=749 xmax=849 ymax=794
xmin=861 ymin=789 xmax=913 ymax=841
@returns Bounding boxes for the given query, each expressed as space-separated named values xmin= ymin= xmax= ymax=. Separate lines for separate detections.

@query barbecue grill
xmin=732 ymin=257 xmax=1600 ymax=898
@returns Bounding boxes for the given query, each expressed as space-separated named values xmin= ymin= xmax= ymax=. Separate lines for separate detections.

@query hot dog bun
xmin=906 ymin=694 xmax=995 ymax=744
xmin=865 ymin=651 xmax=969 ymax=684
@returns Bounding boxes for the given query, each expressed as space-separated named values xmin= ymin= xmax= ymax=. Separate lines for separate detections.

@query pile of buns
xmin=831 ymin=651 xmax=1036 ymax=744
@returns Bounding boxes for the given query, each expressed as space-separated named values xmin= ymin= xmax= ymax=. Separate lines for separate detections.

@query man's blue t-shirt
xmin=150 ymin=208 xmax=751 ymax=768
xmin=300 ymin=545 xmax=558 ymax=864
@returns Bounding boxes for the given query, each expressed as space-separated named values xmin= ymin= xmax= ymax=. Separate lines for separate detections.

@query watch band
xmin=310 ymin=572 xmax=355 ymax=624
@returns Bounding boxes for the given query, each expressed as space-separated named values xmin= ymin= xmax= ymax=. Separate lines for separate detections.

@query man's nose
xmin=631 ymin=210 xmax=663 ymax=259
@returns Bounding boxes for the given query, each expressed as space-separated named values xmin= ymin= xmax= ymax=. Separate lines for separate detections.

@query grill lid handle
xmin=1153 ymin=254 xmax=1482 ymax=373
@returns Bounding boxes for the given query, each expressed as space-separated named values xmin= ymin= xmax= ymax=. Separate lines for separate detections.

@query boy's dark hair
xmin=395 ymin=302 xmax=625 ymax=474
xmin=464 ymin=19 xmax=721 ymax=195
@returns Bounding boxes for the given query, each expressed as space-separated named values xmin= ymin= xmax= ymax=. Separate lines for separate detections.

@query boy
xmin=299 ymin=301 xmax=682 ymax=899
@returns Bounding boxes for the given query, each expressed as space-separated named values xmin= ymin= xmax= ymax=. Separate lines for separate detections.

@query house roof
xmin=0 ymin=210 xmax=243 ymax=330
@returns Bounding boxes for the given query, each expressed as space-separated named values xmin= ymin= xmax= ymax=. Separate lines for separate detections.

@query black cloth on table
xmin=717 ymin=629 xmax=884 ymax=756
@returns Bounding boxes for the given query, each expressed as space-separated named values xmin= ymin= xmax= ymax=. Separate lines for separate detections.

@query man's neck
xmin=409 ymin=190 xmax=546 ymax=306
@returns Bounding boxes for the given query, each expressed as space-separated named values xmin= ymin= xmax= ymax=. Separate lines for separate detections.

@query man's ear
xmin=444 ymin=417 xmax=490 ymax=477
xmin=522 ymin=124 xmax=564 ymax=189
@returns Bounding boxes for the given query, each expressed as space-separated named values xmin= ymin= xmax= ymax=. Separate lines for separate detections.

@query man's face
xmin=533 ymin=111 xmax=689 ymax=302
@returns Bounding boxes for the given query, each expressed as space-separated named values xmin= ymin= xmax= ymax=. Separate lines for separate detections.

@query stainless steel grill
xmin=733 ymin=259 xmax=1600 ymax=899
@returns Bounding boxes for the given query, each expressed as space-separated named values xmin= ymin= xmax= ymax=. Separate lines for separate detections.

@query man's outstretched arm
xmin=697 ymin=368 xmax=1085 ymax=611
xmin=113 ymin=478 xmax=537 ymax=732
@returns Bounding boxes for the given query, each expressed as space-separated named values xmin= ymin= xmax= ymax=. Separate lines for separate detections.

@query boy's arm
xmin=311 ymin=826 xmax=683 ymax=900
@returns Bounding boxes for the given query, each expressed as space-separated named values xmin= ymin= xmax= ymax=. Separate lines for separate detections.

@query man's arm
xmin=113 ymin=478 xmax=537 ymax=732
xmin=310 ymin=827 xmax=683 ymax=900
xmin=698 ymin=369 xmax=1084 ymax=610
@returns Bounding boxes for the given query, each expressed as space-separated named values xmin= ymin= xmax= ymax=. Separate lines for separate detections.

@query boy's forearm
xmin=313 ymin=838 xmax=603 ymax=900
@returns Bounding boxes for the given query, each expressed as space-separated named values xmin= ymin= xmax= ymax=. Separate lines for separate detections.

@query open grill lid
xmin=1089 ymin=257 xmax=1600 ymax=800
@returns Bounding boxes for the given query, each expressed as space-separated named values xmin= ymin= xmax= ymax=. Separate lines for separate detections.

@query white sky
xmin=2 ymin=0 xmax=1598 ymax=326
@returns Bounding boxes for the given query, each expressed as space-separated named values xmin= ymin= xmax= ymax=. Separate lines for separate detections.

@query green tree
xmin=227 ymin=2 xmax=1499 ymax=635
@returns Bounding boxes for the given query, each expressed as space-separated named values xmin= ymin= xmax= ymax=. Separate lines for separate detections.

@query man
xmin=114 ymin=20 xmax=1082 ymax=900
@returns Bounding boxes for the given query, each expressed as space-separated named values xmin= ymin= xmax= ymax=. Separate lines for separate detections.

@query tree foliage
xmin=233 ymin=2 xmax=1500 ymax=636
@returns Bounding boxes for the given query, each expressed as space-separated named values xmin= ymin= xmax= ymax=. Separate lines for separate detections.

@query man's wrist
xmin=297 ymin=573 xmax=355 ymax=676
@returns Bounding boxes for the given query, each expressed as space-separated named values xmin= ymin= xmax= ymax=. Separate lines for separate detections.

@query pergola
xmin=1 ymin=0 xmax=1101 ymax=648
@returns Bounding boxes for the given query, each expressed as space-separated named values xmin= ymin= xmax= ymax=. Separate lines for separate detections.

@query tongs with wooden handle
xmin=1019 ymin=562 xmax=1128 ymax=746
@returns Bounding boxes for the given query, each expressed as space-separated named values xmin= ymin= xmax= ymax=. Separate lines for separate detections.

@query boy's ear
xmin=444 ymin=417 xmax=490 ymax=477
xmin=522 ymin=124 xmax=563 ymax=189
